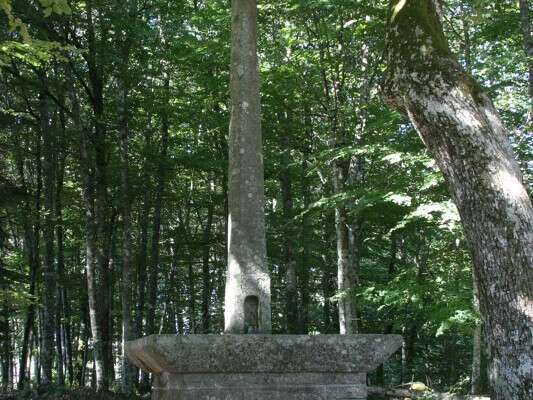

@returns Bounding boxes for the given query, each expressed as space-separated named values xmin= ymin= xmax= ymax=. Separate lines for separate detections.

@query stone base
xmin=126 ymin=334 xmax=402 ymax=400
xmin=152 ymin=372 xmax=367 ymax=400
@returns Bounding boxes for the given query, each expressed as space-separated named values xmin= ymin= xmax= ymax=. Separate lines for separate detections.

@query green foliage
xmin=39 ymin=0 xmax=71 ymax=17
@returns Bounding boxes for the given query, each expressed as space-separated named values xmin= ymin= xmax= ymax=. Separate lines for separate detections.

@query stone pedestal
xmin=126 ymin=334 xmax=402 ymax=400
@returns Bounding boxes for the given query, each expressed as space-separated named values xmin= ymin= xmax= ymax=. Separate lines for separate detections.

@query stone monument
xmin=126 ymin=1 xmax=401 ymax=398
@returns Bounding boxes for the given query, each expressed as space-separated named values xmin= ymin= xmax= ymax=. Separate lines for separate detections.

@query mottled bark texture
xmin=383 ymin=1 xmax=533 ymax=399
xmin=225 ymin=0 xmax=271 ymax=334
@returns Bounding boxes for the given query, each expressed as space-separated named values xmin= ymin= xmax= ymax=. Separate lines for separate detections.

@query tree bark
xmin=54 ymin=143 xmax=66 ymax=386
xmin=39 ymin=74 xmax=56 ymax=385
xmin=17 ymin=131 xmax=41 ymax=389
xmin=118 ymin=41 xmax=134 ymax=394
xmin=86 ymin=0 xmax=112 ymax=388
xmin=146 ymin=79 xmax=170 ymax=336
xmin=471 ymin=272 xmax=483 ymax=395
xmin=384 ymin=1 xmax=533 ymax=398
xmin=69 ymin=74 xmax=107 ymax=391
xmin=333 ymin=161 xmax=358 ymax=334
xmin=225 ymin=0 xmax=271 ymax=334
xmin=136 ymin=131 xmax=151 ymax=340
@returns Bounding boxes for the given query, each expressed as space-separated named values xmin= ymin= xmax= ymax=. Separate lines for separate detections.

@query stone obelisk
xmin=224 ymin=0 xmax=271 ymax=334
xmin=125 ymin=4 xmax=402 ymax=399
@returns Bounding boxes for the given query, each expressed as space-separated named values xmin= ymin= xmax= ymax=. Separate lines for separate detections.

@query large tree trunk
xmin=225 ymin=0 xmax=271 ymax=334
xmin=471 ymin=273 xmax=483 ymax=395
xmin=39 ymin=74 xmax=56 ymax=385
xmin=384 ymin=1 xmax=533 ymax=398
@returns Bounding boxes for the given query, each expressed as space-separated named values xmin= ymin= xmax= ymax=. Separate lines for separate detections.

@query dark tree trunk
xmin=384 ymin=1 xmax=533 ymax=398
xmin=55 ymin=146 xmax=66 ymax=386
xmin=86 ymin=0 xmax=112 ymax=388
xmin=136 ymin=132 xmax=151 ymax=339
xmin=69 ymin=70 xmax=107 ymax=390
xmin=117 ymin=15 xmax=135 ymax=388
xmin=17 ymin=147 xmax=41 ymax=388
xmin=39 ymin=74 xmax=56 ymax=385
xmin=0 ymin=249 xmax=11 ymax=390
xmin=18 ymin=225 xmax=37 ymax=388
xmin=146 ymin=80 xmax=170 ymax=336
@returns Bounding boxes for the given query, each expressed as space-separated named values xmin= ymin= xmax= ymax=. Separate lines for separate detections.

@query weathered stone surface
xmin=226 ymin=0 xmax=271 ymax=335
xmin=152 ymin=372 xmax=367 ymax=400
xmin=126 ymin=334 xmax=402 ymax=399
xmin=126 ymin=334 xmax=402 ymax=374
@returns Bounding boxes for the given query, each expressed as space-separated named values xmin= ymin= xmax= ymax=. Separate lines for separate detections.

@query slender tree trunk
xmin=187 ymin=242 xmax=196 ymax=334
xmin=86 ymin=0 xmax=112 ymax=388
xmin=18 ymin=209 xmax=39 ymax=388
xmin=201 ymin=194 xmax=214 ymax=333
xmin=298 ymin=127 xmax=311 ymax=334
xmin=136 ymin=133 xmax=151 ymax=339
xmin=0 ymin=248 xmax=10 ymax=391
xmin=333 ymin=161 xmax=357 ymax=334
xmin=69 ymin=75 xmax=107 ymax=391
xmin=137 ymin=167 xmax=151 ymax=390
xmin=519 ymin=0 xmax=533 ymax=120
xmin=384 ymin=2 xmax=533 ymax=398
xmin=31 ymin=327 xmax=40 ymax=386
xmin=55 ymin=150 xmax=66 ymax=386
xmin=39 ymin=74 xmax=56 ymax=385
xmin=171 ymin=233 xmax=184 ymax=335
xmin=63 ymin=289 xmax=74 ymax=386
xmin=118 ymin=43 xmax=134 ymax=393
xmin=146 ymin=79 xmax=170 ymax=337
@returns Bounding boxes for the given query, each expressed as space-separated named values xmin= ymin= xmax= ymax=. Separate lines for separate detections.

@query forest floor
xmin=0 ymin=388 xmax=145 ymax=400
